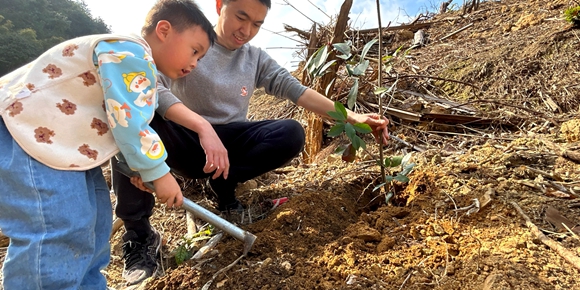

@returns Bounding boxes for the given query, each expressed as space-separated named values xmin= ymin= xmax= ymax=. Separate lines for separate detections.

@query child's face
xmin=156 ymin=25 xmax=210 ymax=79
xmin=216 ymin=0 xmax=268 ymax=50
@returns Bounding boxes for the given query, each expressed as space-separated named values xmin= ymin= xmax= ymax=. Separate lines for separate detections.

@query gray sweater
xmin=157 ymin=42 xmax=307 ymax=125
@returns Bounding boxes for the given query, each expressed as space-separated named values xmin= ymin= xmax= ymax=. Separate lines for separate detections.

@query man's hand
xmin=152 ymin=172 xmax=183 ymax=208
xmin=198 ymin=125 xmax=230 ymax=180
xmin=350 ymin=113 xmax=390 ymax=145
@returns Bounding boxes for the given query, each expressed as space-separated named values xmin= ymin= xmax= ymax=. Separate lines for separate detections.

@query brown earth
xmin=2 ymin=0 xmax=580 ymax=289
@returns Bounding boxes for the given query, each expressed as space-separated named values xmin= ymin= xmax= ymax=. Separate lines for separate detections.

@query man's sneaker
xmin=221 ymin=197 xmax=289 ymax=225
xmin=220 ymin=201 xmax=250 ymax=225
xmin=121 ymin=229 xmax=161 ymax=286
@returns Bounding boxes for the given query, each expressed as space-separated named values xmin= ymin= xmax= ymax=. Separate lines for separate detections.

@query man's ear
xmin=216 ymin=0 xmax=222 ymax=15
xmin=155 ymin=20 xmax=172 ymax=41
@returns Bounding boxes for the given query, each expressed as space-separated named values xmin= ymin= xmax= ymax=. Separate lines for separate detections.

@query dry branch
xmin=511 ymin=201 xmax=580 ymax=271
xmin=0 ymin=230 xmax=8 ymax=247
xmin=440 ymin=22 xmax=474 ymax=41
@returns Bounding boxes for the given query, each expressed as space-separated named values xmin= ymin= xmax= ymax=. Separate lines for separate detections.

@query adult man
xmin=112 ymin=0 xmax=389 ymax=285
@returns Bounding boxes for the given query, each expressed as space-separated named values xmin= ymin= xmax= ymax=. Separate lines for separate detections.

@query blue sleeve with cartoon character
xmin=93 ymin=39 xmax=169 ymax=182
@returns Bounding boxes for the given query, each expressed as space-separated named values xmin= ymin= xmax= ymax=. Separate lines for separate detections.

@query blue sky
xmin=83 ymin=0 xmax=450 ymax=69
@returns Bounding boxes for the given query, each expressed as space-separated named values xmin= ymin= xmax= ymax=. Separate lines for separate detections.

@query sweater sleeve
xmin=156 ymin=73 xmax=182 ymax=118
xmin=255 ymin=48 xmax=307 ymax=104
xmin=94 ymin=40 xmax=169 ymax=182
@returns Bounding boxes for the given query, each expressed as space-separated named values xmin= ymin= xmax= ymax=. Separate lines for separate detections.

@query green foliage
xmin=372 ymin=153 xmax=416 ymax=203
xmin=304 ymin=45 xmax=336 ymax=79
xmin=333 ymin=38 xmax=378 ymax=109
xmin=174 ymin=226 xmax=214 ymax=265
xmin=564 ymin=6 xmax=580 ymax=25
xmin=327 ymin=101 xmax=415 ymax=204
xmin=0 ymin=0 xmax=110 ymax=76
xmin=327 ymin=102 xmax=370 ymax=153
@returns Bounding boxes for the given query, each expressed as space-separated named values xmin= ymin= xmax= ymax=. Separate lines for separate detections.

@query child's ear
xmin=155 ymin=20 xmax=172 ymax=41
xmin=216 ymin=0 xmax=222 ymax=15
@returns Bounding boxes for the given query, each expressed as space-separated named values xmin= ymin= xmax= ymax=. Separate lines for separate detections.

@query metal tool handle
xmin=113 ymin=157 xmax=256 ymax=255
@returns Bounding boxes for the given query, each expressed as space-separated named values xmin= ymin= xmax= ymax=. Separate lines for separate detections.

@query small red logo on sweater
xmin=240 ymin=86 xmax=248 ymax=97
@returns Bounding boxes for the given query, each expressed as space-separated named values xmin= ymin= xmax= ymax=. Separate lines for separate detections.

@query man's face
xmin=215 ymin=0 xmax=268 ymax=50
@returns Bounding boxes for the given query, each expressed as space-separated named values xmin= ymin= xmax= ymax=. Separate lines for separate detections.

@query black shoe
xmin=220 ymin=201 xmax=250 ymax=225
xmin=121 ymin=229 xmax=161 ymax=286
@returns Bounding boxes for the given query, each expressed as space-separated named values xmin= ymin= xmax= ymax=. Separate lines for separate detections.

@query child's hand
xmin=152 ymin=172 xmax=183 ymax=208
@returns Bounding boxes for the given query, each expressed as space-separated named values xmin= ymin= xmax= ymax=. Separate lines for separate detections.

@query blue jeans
xmin=0 ymin=118 xmax=112 ymax=290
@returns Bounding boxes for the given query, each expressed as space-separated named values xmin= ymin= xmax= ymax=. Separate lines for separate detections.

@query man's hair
xmin=222 ymin=0 xmax=271 ymax=9
xmin=142 ymin=0 xmax=216 ymax=45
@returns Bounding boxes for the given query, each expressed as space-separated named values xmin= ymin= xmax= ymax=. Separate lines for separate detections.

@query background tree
xmin=0 ymin=0 xmax=110 ymax=76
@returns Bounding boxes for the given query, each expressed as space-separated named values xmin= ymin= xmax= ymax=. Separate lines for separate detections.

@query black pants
xmin=112 ymin=113 xmax=305 ymax=235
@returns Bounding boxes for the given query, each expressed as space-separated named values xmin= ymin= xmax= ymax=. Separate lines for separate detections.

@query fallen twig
xmin=440 ymin=22 xmax=474 ymax=41
xmin=201 ymin=254 xmax=246 ymax=290
xmin=511 ymin=201 xmax=580 ymax=271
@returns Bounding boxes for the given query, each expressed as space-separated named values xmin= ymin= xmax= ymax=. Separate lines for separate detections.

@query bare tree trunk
xmin=439 ymin=0 xmax=452 ymax=14
xmin=302 ymin=0 xmax=353 ymax=164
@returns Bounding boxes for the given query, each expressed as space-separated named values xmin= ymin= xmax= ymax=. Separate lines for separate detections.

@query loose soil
xmin=2 ymin=0 xmax=580 ymax=289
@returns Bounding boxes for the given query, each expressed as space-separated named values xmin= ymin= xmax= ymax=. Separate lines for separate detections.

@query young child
xmin=0 ymin=0 xmax=215 ymax=289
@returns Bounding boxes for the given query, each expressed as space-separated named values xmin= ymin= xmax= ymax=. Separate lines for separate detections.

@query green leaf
xmin=328 ymin=110 xmax=346 ymax=121
xmin=334 ymin=145 xmax=348 ymax=155
xmin=360 ymin=38 xmax=378 ymax=60
xmin=394 ymin=174 xmax=410 ymax=183
xmin=383 ymin=158 xmax=391 ymax=168
xmin=352 ymin=135 xmax=365 ymax=150
xmin=390 ymin=156 xmax=403 ymax=167
xmin=315 ymin=45 xmax=329 ymax=69
xmin=352 ymin=60 xmax=370 ymax=76
xmin=374 ymin=86 xmax=388 ymax=95
xmin=308 ymin=46 xmax=327 ymax=76
xmin=333 ymin=41 xmax=352 ymax=58
xmin=373 ymin=182 xmax=386 ymax=192
xmin=385 ymin=175 xmax=394 ymax=183
xmin=315 ymin=59 xmax=336 ymax=77
xmin=347 ymin=78 xmax=359 ymax=109
xmin=174 ymin=244 xmax=193 ymax=265
xmin=399 ymin=163 xmax=416 ymax=176
xmin=327 ymin=123 xmax=345 ymax=137
xmin=353 ymin=123 xmax=372 ymax=134
xmin=334 ymin=101 xmax=348 ymax=120
xmin=345 ymin=123 xmax=356 ymax=141
xmin=346 ymin=64 xmax=355 ymax=76
xmin=325 ymin=78 xmax=335 ymax=96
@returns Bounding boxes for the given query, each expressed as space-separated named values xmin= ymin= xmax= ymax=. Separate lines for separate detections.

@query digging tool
xmin=113 ymin=158 xmax=257 ymax=255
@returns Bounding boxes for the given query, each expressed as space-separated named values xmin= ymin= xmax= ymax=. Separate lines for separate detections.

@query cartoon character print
xmin=98 ymin=50 xmax=135 ymax=66
xmin=123 ymin=71 xmax=156 ymax=107
xmin=139 ymin=129 xmax=165 ymax=160
xmin=105 ymin=98 xmax=131 ymax=128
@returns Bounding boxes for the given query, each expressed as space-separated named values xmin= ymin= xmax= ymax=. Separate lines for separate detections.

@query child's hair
xmin=222 ymin=0 xmax=271 ymax=9
xmin=142 ymin=0 xmax=216 ymax=44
